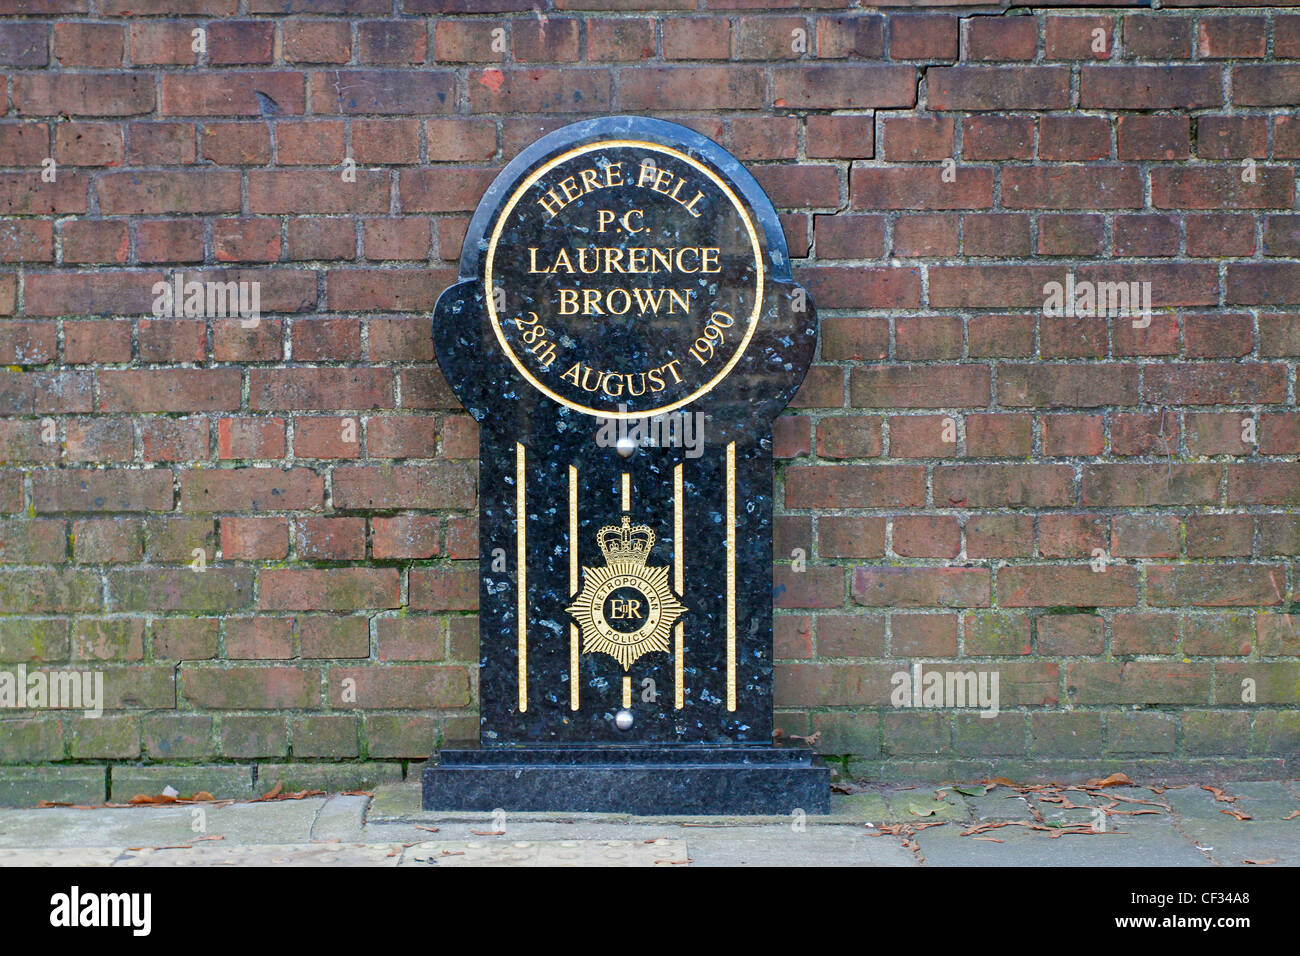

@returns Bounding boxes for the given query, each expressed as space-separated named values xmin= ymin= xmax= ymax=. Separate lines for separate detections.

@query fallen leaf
xmin=341 ymin=790 xmax=373 ymax=797
xmin=1084 ymin=772 xmax=1132 ymax=788
xmin=415 ymin=825 xmax=440 ymax=833
xmin=986 ymin=777 xmax=1018 ymax=788
xmin=1202 ymin=784 xmax=1236 ymax=803
xmin=830 ymin=783 xmax=852 ymax=794
xmin=190 ymin=791 xmax=216 ymax=802
xmin=954 ymin=784 xmax=990 ymax=797
xmin=1284 ymin=810 xmax=1300 ymax=821
xmin=972 ymin=837 xmax=1004 ymax=843
xmin=261 ymin=781 xmax=283 ymax=801
xmin=36 ymin=801 xmax=72 ymax=808
xmin=1244 ymin=858 xmax=1276 ymax=865
xmin=470 ymin=829 xmax=505 ymax=836
xmin=1221 ymin=808 xmax=1252 ymax=821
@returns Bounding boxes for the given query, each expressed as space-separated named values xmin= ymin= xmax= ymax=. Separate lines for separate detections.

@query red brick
xmin=929 ymin=67 xmax=1069 ymax=111
xmin=53 ymin=22 xmax=123 ymax=67
xmin=663 ymin=17 xmax=729 ymax=60
xmin=773 ymin=65 xmax=915 ymax=110
xmin=1045 ymin=16 xmax=1114 ymax=60
xmin=1198 ymin=16 xmax=1266 ymax=59
xmin=296 ymin=516 xmax=366 ymax=560
xmin=209 ymin=20 xmax=275 ymax=65
xmin=283 ymin=20 xmax=351 ymax=64
xmin=202 ymin=122 xmax=271 ymax=165
xmin=1039 ymin=115 xmax=1110 ymax=162
xmin=357 ymin=20 xmax=427 ymax=64
xmin=893 ymin=516 xmax=959 ymax=559
xmin=962 ymin=115 xmax=1034 ymax=160
xmin=160 ymin=72 xmax=306 ymax=117
xmin=784 ymin=462 xmax=923 ymax=509
xmin=221 ymin=516 xmax=288 ymax=560
xmin=512 ymin=17 xmax=580 ymax=62
xmin=1080 ymin=66 xmax=1222 ymax=109
xmin=967 ymin=16 xmax=1036 ymax=61
xmin=889 ymin=15 xmax=958 ymax=60
xmin=805 ymin=115 xmax=873 ymax=159
xmin=54 ymin=122 xmax=123 ymax=166
xmin=587 ymin=19 xmax=654 ymax=62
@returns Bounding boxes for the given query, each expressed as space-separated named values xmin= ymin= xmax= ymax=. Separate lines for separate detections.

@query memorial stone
xmin=423 ymin=116 xmax=828 ymax=814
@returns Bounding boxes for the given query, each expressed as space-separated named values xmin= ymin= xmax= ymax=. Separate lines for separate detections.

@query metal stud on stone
xmin=615 ymin=435 xmax=636 ymax=458
xmin=614 ymin=709 xmax=634 ymax=730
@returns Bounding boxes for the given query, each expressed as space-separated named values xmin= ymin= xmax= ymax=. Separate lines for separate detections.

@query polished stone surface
xmin=423 ymin=746 xmax=830 ymax=815
xmin=427 ymin=116 xmax=819 ymax=813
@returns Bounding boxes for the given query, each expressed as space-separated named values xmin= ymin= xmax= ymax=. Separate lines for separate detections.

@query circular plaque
xmin=484 ymin=140 xmax=765 ymax=419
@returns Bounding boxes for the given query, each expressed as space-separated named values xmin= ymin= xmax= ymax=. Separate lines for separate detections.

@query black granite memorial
xmin=423 ymin=116 xmax=829 ymax=814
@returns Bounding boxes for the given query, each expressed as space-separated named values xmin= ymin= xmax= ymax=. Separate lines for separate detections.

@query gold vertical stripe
xmin=516 ymin=442 xmax=527 ymax=713
xmin=622 ymin=675 xmax=632 ymax=709
xmin=726 ymin=441 xmax=736 ymax=712
xmin=621 ymin=472 xmax=630 ymax=512
xmin=674 ymin=463 xmax=684 ymax=711
xmin=569 ymin=464 xmax=579 ymax=712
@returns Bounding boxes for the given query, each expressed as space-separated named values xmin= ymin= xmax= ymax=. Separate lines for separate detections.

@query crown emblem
xmin=596 ymin=515 xmax=655 ymax=566
xmin=568 ymin=514 xmax=684 ymax=671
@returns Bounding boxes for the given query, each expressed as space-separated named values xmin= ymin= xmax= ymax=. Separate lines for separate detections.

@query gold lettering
xmin=536 ymin=189 xmax=564 ymax=218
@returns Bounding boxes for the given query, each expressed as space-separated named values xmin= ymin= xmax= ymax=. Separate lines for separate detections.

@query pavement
xmin=0 ymin=776 xmax=1295 ymax=866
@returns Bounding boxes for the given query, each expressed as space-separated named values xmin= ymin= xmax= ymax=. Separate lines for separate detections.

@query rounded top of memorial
xmin=457 ymin=117 xmax=790 ymax=419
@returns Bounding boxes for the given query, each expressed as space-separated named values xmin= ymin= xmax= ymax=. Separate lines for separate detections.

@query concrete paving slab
xmin=1162 ymin=784 xmax=1235 ymax=820
xmin=1174 ymin=818 xmax=1300 ymax=867
xmin=685 ymin=825 xmax=916 ymax=867
xmin=830 ymin=791 xmax=890 ymax=822
xmin=914 ymin=818 xmax=1213 ymax=867
xmin=964 ymin=790 xmax=1037 ymax=822
xmin=882 ymin=787 xmax=968 ymax=822
xmin=1219 ymin=781 xmax=1300 ymax=821
xmin=0 ymin=767 xmax=105 ymax=807
xmin=0 ymin=800 xmax=325 ymax=848
xmin=309 ymin=794 xmax=368 ymax=842
xmin=110 ymin=766 xmax=255 ymax=801
xmin=401 ymin=839 xmax=688 ymax=867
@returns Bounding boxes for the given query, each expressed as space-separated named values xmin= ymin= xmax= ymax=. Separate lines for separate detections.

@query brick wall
xmin=1 ymin=0 xmax=1298 ymax=798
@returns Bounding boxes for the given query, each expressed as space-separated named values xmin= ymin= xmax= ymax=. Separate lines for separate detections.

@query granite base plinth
xmin=421 ymin=745 xmax=830 ymax=815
